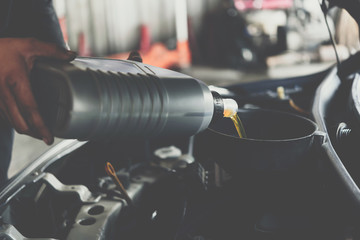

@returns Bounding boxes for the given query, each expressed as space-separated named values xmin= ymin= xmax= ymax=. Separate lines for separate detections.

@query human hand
xmin=0 ymin=38 xmax=76 ymax=145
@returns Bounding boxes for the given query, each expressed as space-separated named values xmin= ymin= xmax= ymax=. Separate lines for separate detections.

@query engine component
xmin=41 ymin=173 xmax=101 ymax=204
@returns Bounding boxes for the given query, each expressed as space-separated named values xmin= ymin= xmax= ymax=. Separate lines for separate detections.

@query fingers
xmin=0 ymin=77 xmax=29 ymax=134
xmin=0 ymin=69 xmax=53 ymax=145
xmin=23 ymin=38 xmax=77 ymax=63
xmin=9 ymin=72 xmax=54 ymax=145
xmin=0 ymin=38 xmax=72 ymax=145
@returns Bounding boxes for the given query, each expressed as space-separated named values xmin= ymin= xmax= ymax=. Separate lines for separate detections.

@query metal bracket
xmin=41 ymin=173 xmax=101 ymax=203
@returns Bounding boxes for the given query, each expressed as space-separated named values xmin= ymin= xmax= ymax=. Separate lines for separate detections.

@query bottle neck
xmin=210 ymin=91 xmax=224 ymax=125
xmin=210 ymin=91 xmax=239 ymax=126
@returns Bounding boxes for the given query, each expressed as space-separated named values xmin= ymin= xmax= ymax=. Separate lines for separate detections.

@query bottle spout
xmin=210 ymin=91 xmax=239 ymax=125
xmin=223 ymin=98 xmax=238 ymax=118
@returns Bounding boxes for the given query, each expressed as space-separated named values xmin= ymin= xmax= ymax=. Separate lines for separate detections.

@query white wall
xmin=53 ymin=0 xmax=221 ymax=56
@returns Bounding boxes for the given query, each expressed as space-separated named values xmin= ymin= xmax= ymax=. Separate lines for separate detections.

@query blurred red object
xmin=107 ymin=0 xmax=191 ymax=70
xmin=107 ymin=41 xmax=191 ymax=69
xmin=58 ymin=16 xmax=68 ymax=44
xmin=234 ymin=0 xmax=293 ymax=10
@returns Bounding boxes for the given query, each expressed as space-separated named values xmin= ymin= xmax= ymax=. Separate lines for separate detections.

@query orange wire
xmin=105 ymin=162 xmax=133 ymax=206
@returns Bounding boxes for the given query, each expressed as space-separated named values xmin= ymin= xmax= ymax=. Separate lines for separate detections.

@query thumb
xmin=25 ymin=38 xmax=77 ymax=61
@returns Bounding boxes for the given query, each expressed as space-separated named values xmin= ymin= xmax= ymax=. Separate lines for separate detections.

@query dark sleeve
xmin=328 ymin=0 xmax=360 ymax=28
xmin=0 ymin=0 xmax=66 ymax=49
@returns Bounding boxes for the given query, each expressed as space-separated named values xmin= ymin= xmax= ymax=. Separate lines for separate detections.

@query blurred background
xmin=10 ymin=0 xmax=360 ymax=176
xmin=51 ymin=0 xmax=359 ymax=77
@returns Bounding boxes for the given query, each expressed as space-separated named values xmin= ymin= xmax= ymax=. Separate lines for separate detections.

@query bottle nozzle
xmin=210 ymin=92 xmax=245 ymax=138
xmin=223 ymin=98 xmax=238 ymax=118
xmin=210 ymin=91 xmax=239 ymax=125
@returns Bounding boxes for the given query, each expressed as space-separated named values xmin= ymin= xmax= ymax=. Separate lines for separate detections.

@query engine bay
xmin=2 ymin=63 xmax=360 ymax=240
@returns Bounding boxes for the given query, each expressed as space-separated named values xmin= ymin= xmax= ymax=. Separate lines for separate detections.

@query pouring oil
xmin=230 ymin=113 xmax=247 ymax=138
xmin=223 ymin=99 xmax=247 ymax=138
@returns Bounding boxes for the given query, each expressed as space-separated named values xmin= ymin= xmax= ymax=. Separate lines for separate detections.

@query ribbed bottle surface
xmin=32 ymin=57 xmax=214 ymax=140
xmin=84 ymin=69 xmax=168 ymax=139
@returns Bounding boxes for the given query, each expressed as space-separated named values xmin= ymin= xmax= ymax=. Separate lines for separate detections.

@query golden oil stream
xmin=230 ymin=113 xmax=247 ymax=138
